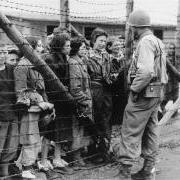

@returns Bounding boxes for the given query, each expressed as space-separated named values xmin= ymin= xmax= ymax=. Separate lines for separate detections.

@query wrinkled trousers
xmin=0 ymin=120 xmax=19 ymax=163
xmin=16 ymin=111 xmax=41 ymax=168
xmin=92 ymin=83 xmax=112 ymax=141
xmin=113 ymin=94 xmax=160 ymax=165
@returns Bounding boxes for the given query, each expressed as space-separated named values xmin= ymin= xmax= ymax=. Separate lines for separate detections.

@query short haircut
xmin=90 ymin=28 xmax=108 ymax=47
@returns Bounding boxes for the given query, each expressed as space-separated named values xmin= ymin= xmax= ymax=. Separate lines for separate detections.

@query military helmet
xmin=128 ymin=10 xmax=151 ymax=27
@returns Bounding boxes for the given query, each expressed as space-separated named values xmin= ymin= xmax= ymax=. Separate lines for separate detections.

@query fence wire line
xmin=1 ymin=153 xmax=109 ymax=179
xmin=0 ymin=3 xmax=127 ymax=20
xmin=0 ymin=73 xmax=177 ymax=107
xmin=0 ymin=18 xmax=176 ymax=40
xmin=0 ymin=0 xmax=127 ymax=15
xmin=2 ymin=152 xmax=127 ymax=180
xmin=0 ymin=0 xmax=126 ymax=10
xmin=0 ymin=3 xmax=179 ymax=180
xmin=74 ymin=0 xmax=127 ymax=6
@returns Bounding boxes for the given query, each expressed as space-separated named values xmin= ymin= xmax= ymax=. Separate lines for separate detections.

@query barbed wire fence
xmin=0 ymin=0 xmax=179 ymax=180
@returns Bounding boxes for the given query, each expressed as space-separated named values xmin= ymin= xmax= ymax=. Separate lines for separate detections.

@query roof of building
xmin=0 ymin=0 xmax=178 ymax=26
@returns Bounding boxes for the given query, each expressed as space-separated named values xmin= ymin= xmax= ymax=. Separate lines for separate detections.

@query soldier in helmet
xmin=112 ymin=10 xmax=168 ymax=180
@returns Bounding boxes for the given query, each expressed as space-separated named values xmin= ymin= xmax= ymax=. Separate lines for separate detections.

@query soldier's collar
xmin=139 ymin=30 xmax=153 ymax=40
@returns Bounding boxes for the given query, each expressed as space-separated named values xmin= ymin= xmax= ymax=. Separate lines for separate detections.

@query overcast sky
xmin=0 ymin=0 xmax=178 ymax=25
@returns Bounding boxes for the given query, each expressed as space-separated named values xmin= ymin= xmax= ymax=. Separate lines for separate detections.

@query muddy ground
xmin=55 ymin=114 xmax=180 ymax=180
xmin=9 ymin=114 xmax=180 ymax=180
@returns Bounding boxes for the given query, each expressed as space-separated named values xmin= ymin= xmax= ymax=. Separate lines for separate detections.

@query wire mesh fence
xmin=0 ymin=0 xmax=179 ymax=180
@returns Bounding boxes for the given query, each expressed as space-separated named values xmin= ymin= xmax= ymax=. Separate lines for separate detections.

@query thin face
xmin=93 ymin=35 xmax=107 ymax=51
xmin=6 ymin=53 xmax=19 ymax=65
xmin=78 ymin=42 xmax=87 ymax=57
xmin=62 ymin=40 xmax=71 ymax=55
xmin=36 ymin=40 xmax=44 ymax=53
xmin=110 ymin=40 xmax=121 ymax=54
xmin=0 ymin=48 xmax=8 ymax=66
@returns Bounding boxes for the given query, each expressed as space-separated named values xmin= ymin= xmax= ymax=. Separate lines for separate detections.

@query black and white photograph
xmin=0 ymin=0 xmax=179 ymax=179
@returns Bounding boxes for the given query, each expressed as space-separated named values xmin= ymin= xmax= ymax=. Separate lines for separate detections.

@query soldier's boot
xmin=131 ymin=160 xmax=155 ymax=180
xmin=116 ymin=164 xmax=132 ymax=180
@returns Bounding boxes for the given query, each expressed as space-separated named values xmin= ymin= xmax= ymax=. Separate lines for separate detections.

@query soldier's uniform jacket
xmin=69 ymin=55 xmax=93 ymax=120
xmin=128 ymin=30 xmax=168 ymax=94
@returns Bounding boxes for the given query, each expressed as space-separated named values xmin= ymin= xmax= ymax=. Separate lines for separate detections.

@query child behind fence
xmin=0 ymin=46 xmax=19 ymax=178
xmin=14 ymin=37 xmax=54 ymax=179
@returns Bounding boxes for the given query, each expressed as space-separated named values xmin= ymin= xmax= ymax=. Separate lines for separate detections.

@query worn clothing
xmin=16 ymin=144 xmax=40 ymax=168
xmin=44 ymin=52 xmax=73 ymax=145
xmin=0 ymin=65 xmax=19 ymax=163
xmin=0 ymin=120 xmax=19 ymax=163
xmin=113 ymin=94 xmax=160 ymax=164
xmin=14 ymin=58 xmax=45 ymax=166
xmin=88 ymin=49 xmax=112 ymax=85
xmin=14 ymin=58 xmax=48 ymax=103
xmin=128 ymin=30 xmax=168 ymax=93
xmin=19 ymin=107 xmax=41 ymax=146
xmin=14 ymin=58 xmax=46 ymax=144
xmin=15 ymin=111 xmax=41 ymax=168
xmin=44 ymin=53 xmax=69 ymax=87
xmin=87 ymin=49 xmax=112 ymax=141
xmin=163 ymin=54 xmax=179 ymax=103
xmin=110 ymin=55 xmax=127 ymax=125
xmin=0 ymin=65 xmax=17 ymax=122
xmin=114 ymin=30 xmax=168 ymax=165
xmin=69 ymin=55 xmax=93 ymax=150
xmin=69 ymin=55 xmax=92 ymax=120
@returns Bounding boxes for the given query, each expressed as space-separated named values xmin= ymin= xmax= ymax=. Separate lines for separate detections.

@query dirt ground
xmin=62 ymin=116 xmax=180 ymax=180
xmin=9 ymin=115 xmax=180 ymax=180
xmin=46 ymin=146 xmax=180 ymax=180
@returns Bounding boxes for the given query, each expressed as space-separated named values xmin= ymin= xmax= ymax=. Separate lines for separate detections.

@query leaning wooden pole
xmin=0 ymin=12 xmax=73 ymax=102
xmin=124 ymin=0 xmax=134 ymax=96
xmin=159 ymin=0 xmax=180 ymax=125
xmin=125 ymin=0 xmax=134 ymax=62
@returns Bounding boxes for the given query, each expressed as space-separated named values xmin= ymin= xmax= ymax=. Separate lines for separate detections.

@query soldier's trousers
xmin=113 ymin=94 xmax=160 ymax=165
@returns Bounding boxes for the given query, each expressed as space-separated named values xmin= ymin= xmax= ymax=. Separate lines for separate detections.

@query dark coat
xmin=0 ymin=64 xmax=16 ymax=121
xmin=69 ymin=55 xmax=92 ymax=120
xmin=43 ymin=52 xmax=73 ymax=144
xmin=87 ymin=49 xmax=112 ymax=141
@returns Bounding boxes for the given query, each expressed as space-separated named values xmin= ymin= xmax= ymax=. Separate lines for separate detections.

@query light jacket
xmin=129 ymin=30 xmax=168 ymax=93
